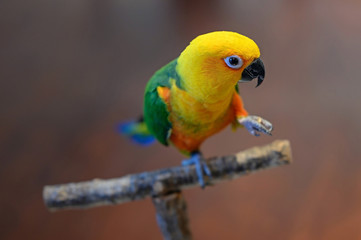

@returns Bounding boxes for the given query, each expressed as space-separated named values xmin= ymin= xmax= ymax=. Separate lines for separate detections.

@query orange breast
xmin=169 ymin=106 xmax=235 ymax=154
xmin=158 ymin=82 xmax=247 ymax=155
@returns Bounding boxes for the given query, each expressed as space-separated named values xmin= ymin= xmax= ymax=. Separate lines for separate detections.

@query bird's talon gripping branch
xmin=182 ymin=153 xmax=211 ymax=188
xmin=238 ymin=115 xmax=273 ymax=136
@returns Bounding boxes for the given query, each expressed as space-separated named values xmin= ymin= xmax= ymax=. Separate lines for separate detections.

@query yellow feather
xmin=167 ymin=31 xmax=261 ymax=153
xmin=176 ymin=31 xmax=260 ymax=104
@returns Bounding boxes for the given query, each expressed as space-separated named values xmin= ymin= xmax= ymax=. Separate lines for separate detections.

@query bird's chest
xmin=168 ymin=90 xmax=234 ymax=135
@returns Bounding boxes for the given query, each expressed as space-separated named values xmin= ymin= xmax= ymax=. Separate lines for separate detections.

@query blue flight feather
xmin=117 ymin=121 xmax=155 ymax=146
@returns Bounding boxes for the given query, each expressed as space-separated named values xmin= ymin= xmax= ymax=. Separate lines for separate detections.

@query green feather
xmin=143 ymin=58 xmax=182 ymax=146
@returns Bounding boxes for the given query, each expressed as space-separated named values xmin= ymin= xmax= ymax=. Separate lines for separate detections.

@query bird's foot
xmin=182 ymin=153 xmax=211 ymax=188
xmin=238 ymin=115 xmax=273 ymax=136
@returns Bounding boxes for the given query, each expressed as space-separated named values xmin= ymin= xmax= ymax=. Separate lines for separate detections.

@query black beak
xmin=240 ymin=58 xmax=265 ymax=87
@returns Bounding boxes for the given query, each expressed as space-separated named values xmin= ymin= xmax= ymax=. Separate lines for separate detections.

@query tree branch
xmin=43 ymin=140 xmax=292 ymax=211
xmin=153 ymin=192 xmax=192 ymax=240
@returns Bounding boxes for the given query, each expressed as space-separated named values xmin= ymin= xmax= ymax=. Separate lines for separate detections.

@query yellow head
xmin=176 ymin=31 xmax=263 ymax=102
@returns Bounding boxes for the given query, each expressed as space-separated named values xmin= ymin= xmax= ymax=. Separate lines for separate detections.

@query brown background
xmin=1 ymin=0 xmax=361 ymax=239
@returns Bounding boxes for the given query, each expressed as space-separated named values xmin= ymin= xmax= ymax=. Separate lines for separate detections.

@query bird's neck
xmin=183 ymin=76 xmax=235 ymax=106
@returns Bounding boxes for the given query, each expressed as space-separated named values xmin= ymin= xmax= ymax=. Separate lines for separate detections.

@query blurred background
xmin=1 ymin=0 xmax=361 ymax=239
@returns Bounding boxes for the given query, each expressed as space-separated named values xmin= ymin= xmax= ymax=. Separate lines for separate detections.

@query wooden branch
xmin=152 ymin=192 xmax=192 ymax=240
xmin=43 ymin=140 xmax=292 ymax=211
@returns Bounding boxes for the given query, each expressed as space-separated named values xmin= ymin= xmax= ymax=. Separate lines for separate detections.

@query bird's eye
xmin=224 ymin=55 xmax=243 ymax=69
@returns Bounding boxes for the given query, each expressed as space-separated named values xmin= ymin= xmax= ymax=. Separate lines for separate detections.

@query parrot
xmin=119 ymin=31 xmax=273 ymax=188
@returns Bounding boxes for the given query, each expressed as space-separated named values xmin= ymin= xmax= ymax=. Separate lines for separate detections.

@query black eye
xmin=224 ymin=55 xmax=243 ymax=69
xmin=229 ymin=57 xmax=239 ymax=65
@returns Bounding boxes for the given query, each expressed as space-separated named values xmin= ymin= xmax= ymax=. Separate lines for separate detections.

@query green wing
xmin=143 ymin=58 xmax=182 ymax=146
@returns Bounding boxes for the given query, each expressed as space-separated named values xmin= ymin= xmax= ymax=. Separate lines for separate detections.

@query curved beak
xmin=239 ymin=58 xmax=265 ymax=87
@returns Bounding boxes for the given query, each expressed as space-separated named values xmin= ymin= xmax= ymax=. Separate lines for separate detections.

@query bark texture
xmin=43 ymin=140 xmax=292 ymax=211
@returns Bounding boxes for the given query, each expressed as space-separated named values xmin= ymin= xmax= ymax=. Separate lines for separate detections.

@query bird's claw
xmin=182 ymin=153 xmax=211 ymax=188
xmin=238 ymin=115 xmax=273 ymax=136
